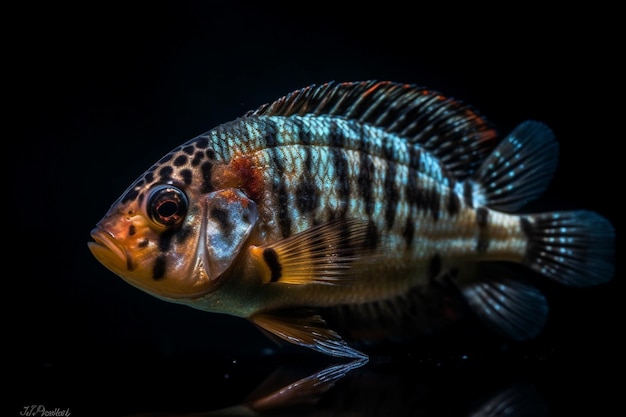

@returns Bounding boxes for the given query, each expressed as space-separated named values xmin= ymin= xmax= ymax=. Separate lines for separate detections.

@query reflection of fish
xmin=123 ymin=360 xmax=548 ymax=417
xmin=89 ymin=81 xmax=615 ymax=359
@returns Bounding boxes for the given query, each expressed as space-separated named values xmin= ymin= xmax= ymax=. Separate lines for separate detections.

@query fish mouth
xmin=88 ymin=227 xmax=129 ymax=272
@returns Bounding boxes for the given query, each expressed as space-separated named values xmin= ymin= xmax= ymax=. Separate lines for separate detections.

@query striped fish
xmin=88 ymin=81 xmax=615 ymax=359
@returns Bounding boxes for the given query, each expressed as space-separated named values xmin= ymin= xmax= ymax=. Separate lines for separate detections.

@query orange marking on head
xmin=212 ymin=155 xmax=265 ymax=200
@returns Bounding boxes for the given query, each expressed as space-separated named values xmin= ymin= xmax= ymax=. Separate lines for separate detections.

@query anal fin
xmin=460 ymin=264 xmax=548 ymax=341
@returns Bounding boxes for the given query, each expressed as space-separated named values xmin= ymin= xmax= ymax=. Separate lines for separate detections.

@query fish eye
xmin=147 ymin=185 xmax=189 ymax=227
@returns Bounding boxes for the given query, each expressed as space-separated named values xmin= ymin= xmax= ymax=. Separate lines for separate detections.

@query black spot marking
xmin=303 ymin=144 xmax=313 ymax=171
xmin=476 ymin=237 xmax=490 ymax=253
xmin=263 ymin=120 xmax=289 ymax=236
xmin=428 ymin=254 xmax=442 ymax=283
xmin=296 ymin=175 xmax=318 ymax=214
xmin=263 ymin=248 xmax=282 ymax=282
xmin=138 ymin=239 xmax=149 ymax=248
xmin=264 ymin=119 xmax=279 ymax=149
xmin=192 ymin=151 xmax=204 ymax=167
xmin=476 ymin=207 xmax=489 ymax=228
xmin=447 ymin=185 xmax=461 ymax=216
xmin=183 ymin=145 xmax=195 ymax=155
xmin=153 ymin=255 xmax=167 ymax=280
xmin=145 ymin=172 xmax=154 ymax=183
xmin=195 ymin=137 xmax=209 ymax=149
xmin=329 ymin=119 xmax=345 ymax=148
xmin=210 ymin=207 xmax=232 ymax=237
xmin=173 ymin=154 xmax=188 ymax=167
xmin=128 ymin=224 xmax=136 ymax=236
xmin=180 ymin=169 xmax=192 ymax=185
xmin=408 ymin=146 xmax=421 ymax=170
xmin=295 ymin=145 xmax=317 ymax=215
xmin=384 ymin=162 xmax=398 ymax=230
xmin=383 ymin=138 xmax=395 ymax=160
xmin=276 ymin=182 xmax=291 ymax=238
xmin=428 ymin=187 xmax=440 ymax=221
xmin=406 ymin=170 xmax=441 ymax=221
xmin=159 ymin=166 xmax=174 ymax=182
xmin=175 ymin=225 xmax=193 ymax=244
xmin=358 ymin=153 xmax=375 ymax=217
xmin=520 ymin=216 xmax=533 ymax=237
xmin=200 ymin=161 xmax=214 ymax=193
xmin=293 ymin=117 xmax=312 ymax=146
xmin=206 ymin=149 xmax=215 ymax=159
xmin=365 ymin=220 xmax=379 ymax=250
xmin=403 ymin=217 xmax=414 ymax=249
xmin=158 ymin=229 xmax=175 ymax=252
xmin=356 ymin=123 xmax=370 ymax=153
xmin=332 ymin=147 xmax=350 ymax=217
xmin=476 ymin=206 xmax=490 ymax=253
xmin=126 ymin=257 xmax=134 ymax=271
xmin=463 ymin=181 xmax=474 ymax=208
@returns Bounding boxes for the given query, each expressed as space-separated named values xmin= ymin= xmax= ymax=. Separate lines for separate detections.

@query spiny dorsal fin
xmin=249 ymin=218 xmax=382 ymax=285
xmin=248 ymin=81 xmax=499 ymax=180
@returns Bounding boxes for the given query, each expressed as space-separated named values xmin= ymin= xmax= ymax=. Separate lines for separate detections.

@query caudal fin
xmin=522 ymin=210 xmax=615 ymax=287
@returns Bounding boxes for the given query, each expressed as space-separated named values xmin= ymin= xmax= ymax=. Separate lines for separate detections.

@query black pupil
xmin=150 ymin=187 xmax=187 ymax=226
xmin=157 ymin=199 xmax=178 ymax=218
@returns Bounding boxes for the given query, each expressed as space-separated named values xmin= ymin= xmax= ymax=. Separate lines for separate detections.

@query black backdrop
xmin=12 ymin=2 xmax=622 ymax=416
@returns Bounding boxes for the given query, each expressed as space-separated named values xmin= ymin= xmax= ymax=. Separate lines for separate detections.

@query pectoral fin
xmin=250 ymin=309 xmax=368 ymax=360
xmin=249 ymin=218 xmax=381 ymax=285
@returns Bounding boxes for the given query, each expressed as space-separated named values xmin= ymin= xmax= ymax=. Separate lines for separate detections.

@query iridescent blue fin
xmin=471 ymin=120 xmax=559 ymax=211
xmin=461 ymin=273 xmax=548 ymax=341
xmin=522 ymin=210 xmax=615 ymax=287
xmin=469 ymin=383 xmax=548 ymax=417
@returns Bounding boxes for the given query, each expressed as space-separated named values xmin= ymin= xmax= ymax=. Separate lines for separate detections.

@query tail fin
xmin=522 ymin=210 xmax=615 ymax=287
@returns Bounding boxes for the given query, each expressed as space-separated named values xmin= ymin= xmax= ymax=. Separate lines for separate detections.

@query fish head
xmin=88 ymin=145 xmax=259 ymax=301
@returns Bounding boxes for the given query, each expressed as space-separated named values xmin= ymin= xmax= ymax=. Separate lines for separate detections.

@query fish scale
xmin=200 ymin=116 xmax=456 ymax=240
xmin=89 ymin=81 xmax=614 ymax=360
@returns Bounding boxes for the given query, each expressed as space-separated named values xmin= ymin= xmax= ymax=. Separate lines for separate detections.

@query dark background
xmin=11 ymin=2 xmax=621 ymax=416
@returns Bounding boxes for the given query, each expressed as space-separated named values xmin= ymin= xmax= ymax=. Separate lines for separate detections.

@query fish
xmin=88 ymin=80 xmax=615 ymax=360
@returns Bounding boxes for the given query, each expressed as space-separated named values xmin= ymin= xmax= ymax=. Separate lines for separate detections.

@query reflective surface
xmin=14 ymin=321 xmax=619 ymax=416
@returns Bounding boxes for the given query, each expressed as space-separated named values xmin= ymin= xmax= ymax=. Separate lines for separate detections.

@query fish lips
xmin=88 ymin=226 xmax=219 ymax=300
xmin=88 ymin=226 xmax=132 ymax=275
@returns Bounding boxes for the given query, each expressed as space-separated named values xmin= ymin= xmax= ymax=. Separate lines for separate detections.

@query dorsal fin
xmin=248 ymin=80 xmax=499 ymax=180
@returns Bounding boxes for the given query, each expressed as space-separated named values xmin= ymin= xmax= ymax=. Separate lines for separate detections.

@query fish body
xmin=89 ymin=81 xmax=615 ymax=359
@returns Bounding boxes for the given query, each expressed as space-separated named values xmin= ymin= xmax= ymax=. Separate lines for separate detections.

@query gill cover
xmin=204 ymin=188 xmax=259 ymax=280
